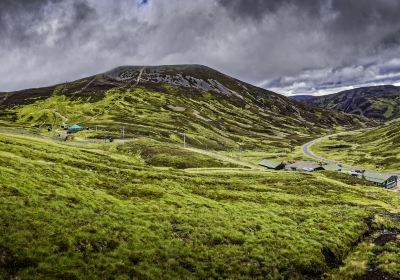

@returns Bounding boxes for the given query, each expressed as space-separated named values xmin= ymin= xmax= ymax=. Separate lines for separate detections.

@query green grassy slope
xmin=116 ymin=138 xmax=239 ymax=169
xmin=0 ymin=65 xmax=371 ymax=151
xmin=1 ymin=132 xmax=400 ymax=279
xmin=311 ymin=120 xmax=400 ymax=171
xmin=303 ymin=85 xmax=400 ymax=121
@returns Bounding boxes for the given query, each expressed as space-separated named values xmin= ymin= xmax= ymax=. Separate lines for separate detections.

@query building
xmin=363 ymin=171 xmax=398 ymax=189
xmin=285 ymin=161 xmax=324 ymax=172
xmin=67 ymin=124 xmax=82 ymax=134
xmin=258 ymin=159 xmax=286 ymax=170
xmin=323 ymin=164 xmax=342 ymax=172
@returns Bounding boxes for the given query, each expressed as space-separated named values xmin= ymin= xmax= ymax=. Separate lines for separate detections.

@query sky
xmin=1 ymin=0 xmax=400 ymax=96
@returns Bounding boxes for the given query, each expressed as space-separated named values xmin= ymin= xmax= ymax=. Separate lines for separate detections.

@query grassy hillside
xmin=116 ymin=138 xmax=239 ymax=169
xmin=0 ymin=65 xmax=371 ymax=151
xmin=298 ymin=85 xmax=400 ymax=121
xmin=311 ymin=120 xmax=400 ymax=171
xmin=1 ymin=132 xmax=400 ymax=279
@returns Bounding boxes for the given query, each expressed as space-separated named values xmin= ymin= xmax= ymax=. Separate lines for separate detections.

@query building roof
xmin=323 ymin=164 xmax=342 ymax=171
xmin=286 ymin=161 xmax=323 ymax=171
xmin=67 ymin=124 xmax=82 ymax=133
xmin=363 ymin=171 xmax=397 ymax=184
xmin=68 ymin=124 xmax=82 ymax=130
xmin=259 ymin=159 xmax=284 ymax=169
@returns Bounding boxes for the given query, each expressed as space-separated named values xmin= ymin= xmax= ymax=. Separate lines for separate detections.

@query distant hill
xmin=289 ymin=95 xmax=318 ymax=102
xmin=0 ymin=64 xmax=370 ymax=150
xmin=293 ymin=85 xmax=400 ymax=121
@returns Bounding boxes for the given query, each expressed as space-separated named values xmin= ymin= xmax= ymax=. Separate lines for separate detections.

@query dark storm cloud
xmin=218 ymin=0 xmax=400 ymax=49
xmin=218 ymin=0 xmax=321 ymax=20
xmin=0 ymin=0 xmax=96 ymax=47
xmin=0 ymin=0 xmax=400 ymax=95
xmin=218 ymin=0 xmax=400 ymax=94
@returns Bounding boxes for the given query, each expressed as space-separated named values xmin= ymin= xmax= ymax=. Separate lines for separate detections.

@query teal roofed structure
xmin=67 ymin=124 xmax=82 ymax=134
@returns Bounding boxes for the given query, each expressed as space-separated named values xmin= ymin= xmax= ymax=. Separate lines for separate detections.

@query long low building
xmin=258 ymin=159 xmax=286 ymax=170
xmin=323 ymin=164 xmax=342 ymax=172
xmin=285 ymin=161 xmax=324 ymax=172
xmin=258 ymin=158 xmax=398 ymax=188
xmin=259 ymin=159 xmax=330 ymax=172
xmin=362 ymin=171 xmax=398 ymax=189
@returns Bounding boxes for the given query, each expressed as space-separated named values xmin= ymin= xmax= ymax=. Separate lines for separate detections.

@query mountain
xmin=289 ymin=95 xmax=318 ymax=102
xmin=293 ymin=85 xmax=400 ymax=121
xmin=1 ymin=65 xmax=400 ymax=279
xmin=0 ymin=65 xmax=371 ymax=150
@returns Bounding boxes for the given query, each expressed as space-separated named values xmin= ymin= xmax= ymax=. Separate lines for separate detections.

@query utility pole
xmin=239 ymin=143 xmax=244 ymax=161
xmin=173 ymin=130 xmax=187 ymax=148
xmin=95 ymin=125 xmax=98 ymax=132
xmin=121 ymin=127 xmax=125 ymax=139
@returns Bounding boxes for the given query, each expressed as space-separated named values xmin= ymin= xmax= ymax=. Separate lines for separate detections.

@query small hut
xmin=67 ymin=124 xmax=82 ymax=134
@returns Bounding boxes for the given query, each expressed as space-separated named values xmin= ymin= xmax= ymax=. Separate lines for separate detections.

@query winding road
xmin=302 ymin=133 xmax=400 ymax=186
xmin=302 ymin=133 xmax=357 ymax=169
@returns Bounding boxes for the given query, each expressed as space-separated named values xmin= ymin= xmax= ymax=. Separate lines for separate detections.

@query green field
xmin=310 ymin=120 xmax=400 ymax=171
xmin=1 ymin=131 xmax=400 ymax=279
xmin=0 ymin=65 xmax=397 ymax=279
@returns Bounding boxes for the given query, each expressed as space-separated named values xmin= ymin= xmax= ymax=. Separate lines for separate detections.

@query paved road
xmin=302 ymin=133 xmax=400 ymax=183
xmin=302 ymin=133 xmax=355 ymax=168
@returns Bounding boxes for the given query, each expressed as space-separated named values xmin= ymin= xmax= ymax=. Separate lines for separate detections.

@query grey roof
xmin=323 ymin=164 xmax=342 ymax=171
xmin=363 ymin=171 xmax=397 ymax=184
xmin=259 ymin=159 xmax=284 ymax=169
xmin=285 ymin=161 xmax=323 ymax=171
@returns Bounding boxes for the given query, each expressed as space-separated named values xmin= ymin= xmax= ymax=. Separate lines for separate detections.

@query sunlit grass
xmin=311 ymin=121 xmax=400 ymax=171
xmin=1 ymin=132 xmax=400 ymax=278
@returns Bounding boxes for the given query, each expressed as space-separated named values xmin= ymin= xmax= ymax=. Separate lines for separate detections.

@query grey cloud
xmin=0 ymin=0 xmax=97 ymax=49
xmin=0 ymin=0 xmax=400 ymax=96
xmin=218 ymin=0 xmax=400 ymax=52
xmin=217 ymin=0 xmax=321 ymax=20
xmin=263 ymin=57 xmax=400 ymax=96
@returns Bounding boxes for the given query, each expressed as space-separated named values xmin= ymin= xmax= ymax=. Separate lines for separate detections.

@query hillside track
xmin=78 ymin=67 xmax=145 ymax=125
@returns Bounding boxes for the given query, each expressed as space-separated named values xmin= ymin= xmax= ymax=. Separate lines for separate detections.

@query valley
xmin=3 ymin=2 xmax=400 ymax=279
xmin=1 ymin=128 xmax=400 ymax=279
xmin=1 ymin=65 xmax=400 ymax=279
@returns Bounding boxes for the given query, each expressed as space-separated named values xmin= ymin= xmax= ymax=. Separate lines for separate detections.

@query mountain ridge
xmin=0 ymin=64 xmax=372 ymax=150
xmin=291 ymin=85 xmax=400 ymax=121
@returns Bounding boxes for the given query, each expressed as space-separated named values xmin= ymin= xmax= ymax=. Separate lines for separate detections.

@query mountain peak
xmin=105 ymin=64 xmax=216 ymax=79
xmin=104 ymin=64 xmax=247 ymax=98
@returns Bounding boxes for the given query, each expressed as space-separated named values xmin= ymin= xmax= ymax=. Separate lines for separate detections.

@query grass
xmin=310 ymin=121 xmax=400 ymax=171
xmin=1 ymin=75 xmax=371 ymax=153
xmin=328 ymin=214 xmax=400 ymax=279
xmin=0 ymin=66 xmax=394 ymax=278
xmin=1 ymin=132 xmax=400 ymax=279
xmin=116 ymin=138 xmax=240 ymax=169
xmin=217 ymin=144 xmax=308 ymax=166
